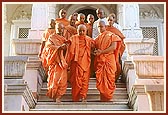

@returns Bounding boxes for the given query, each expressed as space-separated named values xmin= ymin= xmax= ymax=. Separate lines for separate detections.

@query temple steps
xmin=30 ymin=78 xmax=132 ymax=111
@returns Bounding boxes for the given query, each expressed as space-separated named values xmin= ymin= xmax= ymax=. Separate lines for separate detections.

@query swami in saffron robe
xmin=40 ymin=28 xmax=56 ymax=75
xmin=94 ymin=31 xmax=121 ymax=101
xmin=67 ymin=34 xmax=94 ymax=101
xmin=106 ymin=26 xmax=125 ymax=81
xmin=44 ymin=33 xmax=68 ymax=100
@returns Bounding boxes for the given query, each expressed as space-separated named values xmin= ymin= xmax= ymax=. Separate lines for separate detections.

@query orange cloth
xmin=44 ymin=33 xmax=68 ymax=100
xmin=67 ymin=35 xmax=94 ymax=101
xmin=75 ymin=21 xmax=87 ymax=27
xmin=41 ymin=28 xmax=56 ymax=74
xmin=94 ymin=31 xmax=121 ymax=101
xmin=64 ymin=25 xmax=77 ymax=40
xmin=106 ymin=26 xmax=125 ymax=56
xmin=42 ymin=28 xmax=56 ymax=42
xmin=55 ymin=18 xmax=70 ymax=26
xmin=106 ymin=26 xmax=125 ymax=81
xmin=86 ymin=23 xmax=93 ymax=38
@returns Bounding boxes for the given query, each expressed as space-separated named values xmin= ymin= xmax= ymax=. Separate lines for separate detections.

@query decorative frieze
xmin=12 ymin=39 xmax=41 ymax=55
xmin=140 ymin=9 xmax=160 ymax=19
xmin=4 ymin=56 xmax=28 ymax=78
xmin=132 ymin=55 xmax=164 ymax=78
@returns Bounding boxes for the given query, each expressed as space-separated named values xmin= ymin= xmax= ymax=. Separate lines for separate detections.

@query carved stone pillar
xmin=118 ymin=4 xmax=143 ymax=38
xmin=23 ymin=56 xmax=42 ymax=100
xmin=28 ymin=4 xmax=49 ymax=39
xmin=48 ymin=4 xmax=56 ymax=20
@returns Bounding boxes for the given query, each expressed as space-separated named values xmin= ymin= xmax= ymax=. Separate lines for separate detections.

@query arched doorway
xmin=65 ymin=4 xmax=111 ymax=21
xmin=77 ymin=9 xmax=98 ymax=22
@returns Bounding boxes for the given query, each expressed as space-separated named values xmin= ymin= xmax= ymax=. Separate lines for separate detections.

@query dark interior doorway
xmin=77 ymin=9 xmax=98 ymax=23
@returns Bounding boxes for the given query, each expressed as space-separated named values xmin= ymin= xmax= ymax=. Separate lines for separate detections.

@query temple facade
xmin=3 ymin=2 xmax=165 ymax=112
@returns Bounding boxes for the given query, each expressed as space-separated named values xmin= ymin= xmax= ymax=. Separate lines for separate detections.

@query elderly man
xmin=64 ymin=15 xmax=77 ymax=40
xmin=67 ymin=24 xmax=94 ymax=102
xmin=44 ymin=23 xmax=70 ymax=103
xmin=92 ymin=8 xmax=108 ymax=39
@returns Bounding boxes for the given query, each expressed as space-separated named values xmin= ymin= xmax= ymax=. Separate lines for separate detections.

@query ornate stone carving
xmin=12 ymin=5 xmax=31 ymax=20
xmin=140 ymin=9 xmax=159 ymax=19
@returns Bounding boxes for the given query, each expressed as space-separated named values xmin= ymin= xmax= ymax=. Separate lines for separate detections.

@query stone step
xmin=40 ymin=87 xmax=127 ymax=94
xmin=38 ymin=92 xmax=128 ymax=102
xmin=30 ymin=101 xmax=132 ymax=111
xmin=42 ymin=82 xmax=126 ymax=88
xmin=38 ymin=98 xmax=128 ymax=102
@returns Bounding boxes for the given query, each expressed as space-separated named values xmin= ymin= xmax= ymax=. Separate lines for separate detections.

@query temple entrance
xmin=77 ymin=9 xmax=98 ymax=23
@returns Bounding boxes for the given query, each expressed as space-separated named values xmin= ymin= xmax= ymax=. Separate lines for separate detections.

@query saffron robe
xmin=86 ymin=23 xmax=93 ymax=38
xmin=75 ymin=21 xmax=87 ymax=27
xmin=64 ymin=25 xmax=77 ymax=40
xmin=106 ymin=26 xmax=125 ymax=81
xmin=44 ymin=33 xmax=68 ymax=100
xmin=55 ymin=18 xmax=70 ymax=26
xmin=106 ymin=26 xmax=125 ymax=56
xmin=94 ymin=31 xmax=121 ymax=101
xmin=41 ymin=28 xmax=56 ymax=74
xmin=67 ymin=35 xmax=94 ymax=101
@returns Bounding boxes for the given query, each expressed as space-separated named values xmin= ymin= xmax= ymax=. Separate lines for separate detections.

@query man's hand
xmin=64 ymin=40 xmax=71 ymax=46
xmin=59 ymin=43 xmax=67 ymax=50
xmin=93 ymin=49 xmax=102 ymax=56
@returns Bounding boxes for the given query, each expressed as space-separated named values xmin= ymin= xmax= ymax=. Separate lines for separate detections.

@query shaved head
xmin=97 ymin=21 xmax=106 ymax=33
xmin=98 ymin=21 xmax=106 ymax=26
xmin=96 ymin=8 xmax=105 ymax=19
xmin=68 ymin=15 xmax=77 ymax=26
xmin=77 ymin=24 xmax=87 ymax=36
xmin=56 ymin=23 xmax=64 ymax=35
xmin=59 ymin=9 xmax=67 ymax=18
xmin=78 ymin=13 xmax=85 ymax=22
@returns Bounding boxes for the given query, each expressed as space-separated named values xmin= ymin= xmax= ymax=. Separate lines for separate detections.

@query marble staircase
xmin=30 ymin=78 xmax=133 ymax=111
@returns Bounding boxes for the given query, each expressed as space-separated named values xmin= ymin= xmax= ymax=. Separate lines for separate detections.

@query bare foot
xmin=56 ymin=98 xmax=62 ymax=104
xmin=81 ymin=98 xmax=87 ymax=102
xmin=53 ymin=98 xmax=56 ymax=102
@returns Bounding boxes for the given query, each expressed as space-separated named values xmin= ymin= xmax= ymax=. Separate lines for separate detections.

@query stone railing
xmin=128 ymin=80 xmax=164 ymax=111
xmin=124 ymin=38 xmax=155 ymax=60
xmin=11 ymin=38 xmax=46 ymax=100
xmin=123 ymin=38 xmax=165 ymax=111
xmin=132 ymin=55 xmax=164 ymax=79
xmin=4 ymin=56 xmax=36 ymax=111
xmin=4 ymin=56 xmax=28 ymax=78
xmin=23 ymin=56 xmax=44 ymax=100
xmin=123 ymin=56 xmax=165 ymax=111
xmin=12 ymin=39 xmax=41 ymax=55
xmin=4 ymin=79 xmax=36 ymax=111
